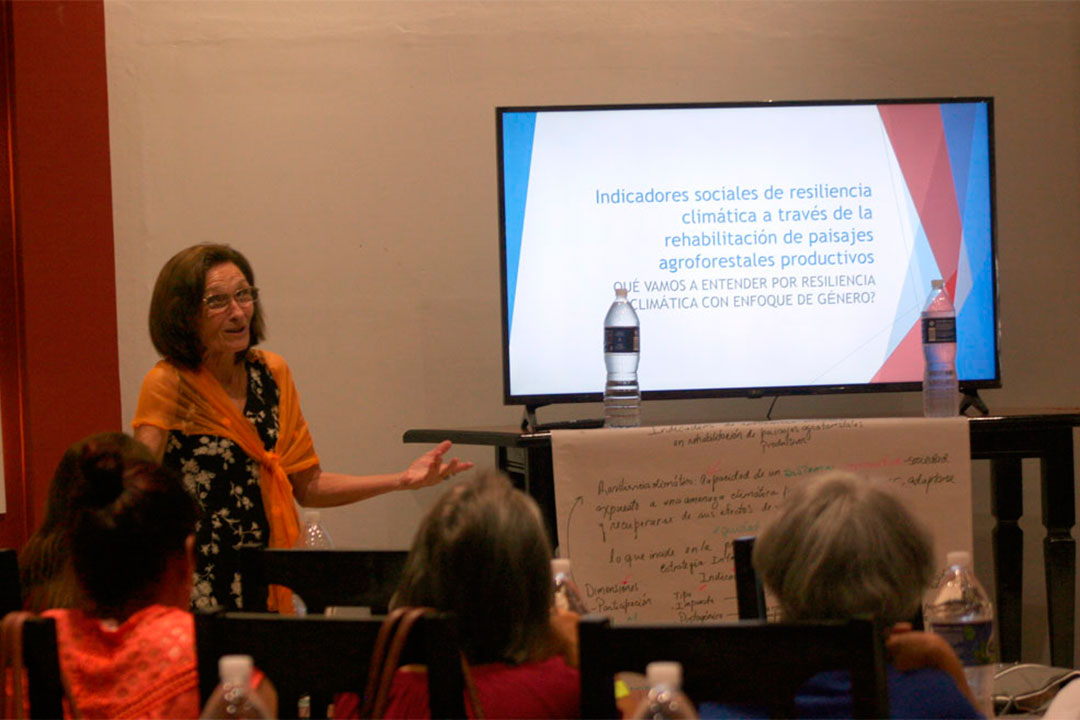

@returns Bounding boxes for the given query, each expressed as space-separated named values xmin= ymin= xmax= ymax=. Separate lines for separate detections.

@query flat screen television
xmin=497 ymin=98 xmax=999 ymax=411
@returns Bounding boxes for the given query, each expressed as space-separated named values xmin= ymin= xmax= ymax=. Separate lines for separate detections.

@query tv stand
xmin=960 ymin=388 xmax=990 ymax=416
xmin=522 ymin=404 xmax=604 ymax=432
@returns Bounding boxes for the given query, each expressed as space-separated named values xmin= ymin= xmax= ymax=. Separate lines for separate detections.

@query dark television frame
xmin=496 ymin=97 xmax=1000 ymax=408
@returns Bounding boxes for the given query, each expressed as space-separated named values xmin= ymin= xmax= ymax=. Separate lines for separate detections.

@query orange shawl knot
xmin=133 ymin=349 xmax=319 ymax=612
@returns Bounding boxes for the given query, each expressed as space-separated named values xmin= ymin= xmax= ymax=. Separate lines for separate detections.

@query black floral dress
xmin=164 ymin=356 xmax=280 ymax=612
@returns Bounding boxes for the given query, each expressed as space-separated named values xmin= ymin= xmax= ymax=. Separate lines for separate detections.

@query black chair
xmin=578 ymin=614 xmax=889 ymax=719
xmin=239 ymin=548 xmax=408 ymax=614
xmin=195 ymin=610 xmax=464 ymax=719
xmin=733 ymin=536 xmax=766 ymax=620
xmin=1 ymin=548 xmax=23 ymax=616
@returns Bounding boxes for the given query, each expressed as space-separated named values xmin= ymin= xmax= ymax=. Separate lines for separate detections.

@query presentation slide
xmin=500 ymin=101 xmax=995 ymax=399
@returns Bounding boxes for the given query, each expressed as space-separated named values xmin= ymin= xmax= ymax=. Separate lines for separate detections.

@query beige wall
xmin=104 ymin=1 xmax=1079 ymax=661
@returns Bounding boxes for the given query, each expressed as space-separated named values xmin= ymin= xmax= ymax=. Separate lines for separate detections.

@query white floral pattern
xmin=165 ymin=356 xmax=279 ymax=612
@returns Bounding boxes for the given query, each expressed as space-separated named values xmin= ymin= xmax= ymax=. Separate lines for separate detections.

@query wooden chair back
xmin=578 ymin=614 xmax=889 ymax=719
xmin=195 ymin=610 xmax=464 ymax=719
xmin=239 ymin=548 xmax=408 ymax=614
xmin=1 ymin=612 xmax=66 ymax=719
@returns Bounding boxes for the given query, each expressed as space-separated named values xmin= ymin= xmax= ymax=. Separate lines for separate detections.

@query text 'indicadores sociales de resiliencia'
xmin=595 ymin=180 xmax=887 ymax=312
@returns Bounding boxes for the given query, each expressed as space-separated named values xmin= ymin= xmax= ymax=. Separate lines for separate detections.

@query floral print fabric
xmin=164 ymin=356 xmax=279 ymax=611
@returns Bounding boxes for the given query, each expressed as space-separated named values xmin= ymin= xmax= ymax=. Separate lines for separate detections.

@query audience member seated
xmin=18 ymin=434 xmax=155 ymax=611
xmin=341 ymin=469 xmax=580 ymax=719
xmin=36 ymin=432 xmax=276 ymax=719
xmin=704 ymin=470 xmax=982 ymax=719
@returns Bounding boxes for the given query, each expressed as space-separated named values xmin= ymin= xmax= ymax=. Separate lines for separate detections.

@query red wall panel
xmin=0 ymin=0 xmax=120 ymax=548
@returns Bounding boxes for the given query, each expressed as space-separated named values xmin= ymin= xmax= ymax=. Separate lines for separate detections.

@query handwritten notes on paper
xmin=551 ymin=417 xmax=971 ymax=624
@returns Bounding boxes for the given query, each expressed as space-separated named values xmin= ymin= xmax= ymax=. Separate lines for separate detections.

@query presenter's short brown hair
xmin=148 ymin=244 xmax=265 ymax=370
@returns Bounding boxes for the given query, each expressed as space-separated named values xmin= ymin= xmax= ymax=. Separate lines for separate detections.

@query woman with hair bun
xmin=19 ymin=434 xmax=157 ymax=612
xmin=35 ymin=431 xmax=275 ymax=719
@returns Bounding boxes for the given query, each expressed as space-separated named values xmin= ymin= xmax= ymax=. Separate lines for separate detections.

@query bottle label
xmin=922 ymin=316 xmax=956 ymax=344
xmin=931 ymin=619 xmax=994 ymax=666
xmin=605 ymin=326 xmax=639 ymax=353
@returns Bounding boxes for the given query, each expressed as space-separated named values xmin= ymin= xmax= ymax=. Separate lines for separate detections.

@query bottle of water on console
xmin=630 ymin=662 xmax=698 ymax=720
xmin=217 ymin=655 xmax=273 ymax=719
xmin=604 ymin=286 xmax=640 ymax=428
xmin=292 ymin=510 xmax=333 ymax=615
xmin=297 ymin=509 xmax=333 ymax=549
xmin=923 ymin=551 xmax=996 ymax=718
xmin=551 ymin=558 xmax=588 ymax=614
xmin=921 ymin=278 xmax=958 ymax=417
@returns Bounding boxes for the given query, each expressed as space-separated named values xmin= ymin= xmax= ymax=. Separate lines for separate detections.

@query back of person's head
xmin=394 ymin=470 xmax=554 ymax=664
xmin=753 ymin=470 xmax=934 ymax=627
xmin=20 ymin=433 xmax=159 ymax=611
xmin=62 ymin=432 xmax=198 ymax=617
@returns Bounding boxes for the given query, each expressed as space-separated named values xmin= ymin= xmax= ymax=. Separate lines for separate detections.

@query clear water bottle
xmin=924 ymin=551 xmax=996 ymax=718
xmin=552 ymin=558 xmax=588 ymax=614
xmin=296 ymin=509 xmax=333 ymax=549
xmin=604 ymin=287 xmax=641 ymax=428
xmin=217 ymin=655 xmax=272 ymax=719
xmin=630 ymin=662 xmax=698 ymax=720
xmin=922 ymin=279 xmax=958 ymax=417
xmin=292 ymin=510 xmax=333 ymax=615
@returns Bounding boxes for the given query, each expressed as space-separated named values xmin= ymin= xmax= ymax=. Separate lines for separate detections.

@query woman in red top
xmin=375 ymin=470 xmax=580 ymax=719
xmin=37 ymin=432 xmax=275 ymax=719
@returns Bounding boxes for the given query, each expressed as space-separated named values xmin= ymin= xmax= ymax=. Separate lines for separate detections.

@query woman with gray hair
xmin=749 ymin=471 xmax=984 ymax=719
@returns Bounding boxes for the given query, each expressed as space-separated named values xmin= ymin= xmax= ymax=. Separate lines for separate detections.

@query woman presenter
xmin=133 ymin=243 xmax=471 ymax=612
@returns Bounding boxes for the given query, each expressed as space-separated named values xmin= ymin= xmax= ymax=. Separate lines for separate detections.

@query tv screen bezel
xmin=496 ymin=96 xmax=1000 ymax=407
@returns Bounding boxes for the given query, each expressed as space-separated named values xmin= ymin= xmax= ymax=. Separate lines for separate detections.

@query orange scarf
xmin=132 ymin=349 xmax=319 ymax=612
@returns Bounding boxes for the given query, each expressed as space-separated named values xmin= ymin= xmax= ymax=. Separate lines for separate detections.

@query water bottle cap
xmin=219 ymin=654 xmax=253 ymax=684
xmin=614 ymin=287 xmax=628 ymax=298
xmin=932 ymin=279 xmax=944 ymax=289
xmin=946 ymin=550 xmax=972 ymax=569
xmin=646 ymin=661 xmax=682 ymax=689
xmin=551 ymin=558 xmax=571 ymax=576
xmin=303 ymin=509 xmax=321 ymax=524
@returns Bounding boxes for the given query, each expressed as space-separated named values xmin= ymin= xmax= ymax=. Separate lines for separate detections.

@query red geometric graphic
xmin=871 ymin=320 xmax=922 ymax=382
xmin=878 ymin=104 xmax=963 ymax=299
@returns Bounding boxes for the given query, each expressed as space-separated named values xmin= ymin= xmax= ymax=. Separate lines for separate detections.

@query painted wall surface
xmin=103 ymin=1 xmax=1079 ymax=660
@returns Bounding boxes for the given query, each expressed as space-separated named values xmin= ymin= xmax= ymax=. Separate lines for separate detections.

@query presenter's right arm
xmin=135 ymin=425 xmax=169 ymax=462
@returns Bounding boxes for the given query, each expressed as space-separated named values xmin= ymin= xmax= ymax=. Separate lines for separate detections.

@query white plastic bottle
xmin=217 ymin=655 xmax=272 ymax=719
xmin=604 ymin=287 xmax=641 ymax=428
xmin=924 ymin=551 xmax=996 ymax=717
xmin=551 ymin=558 xmax=588 ymax=614
xmin=630 ymin=662 xmax=698 ymax=720
xmin=921 ymin=279 xmax=959 ymax=417
xmin=296 ymin=509 xmax=333 ymax=549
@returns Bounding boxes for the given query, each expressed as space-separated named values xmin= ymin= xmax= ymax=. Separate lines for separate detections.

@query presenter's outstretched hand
xmin=401 ymin=440 xmax=474 ymax=489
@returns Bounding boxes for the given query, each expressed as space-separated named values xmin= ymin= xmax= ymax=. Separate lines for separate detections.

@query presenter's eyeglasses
xmin=203 ymin=287 xmax=259 ymax=312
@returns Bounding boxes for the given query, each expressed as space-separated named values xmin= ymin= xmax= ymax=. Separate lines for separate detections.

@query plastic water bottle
xmin=922 ymin=279 xmax=958 ymax=417
xmin=297 ymin=509 xmax=333 ymax=549
xmin=218 ymin=655 xmax=273 ymax=719
xmin=604 ymin=287 xmax=640 ymax=428
xmin=630 ymin=662 xmax=698 ymax=720
xmin=291 ymin=510 xmax=333 ymax=615
xmin=552 ymin=558 xmax=588 ymax=614
xmin=924 ymin=551 xmax=996 ymax=718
